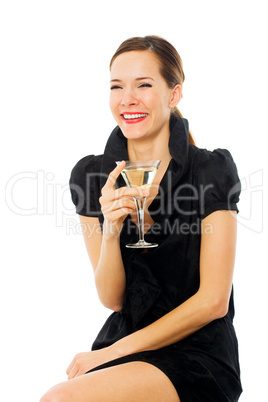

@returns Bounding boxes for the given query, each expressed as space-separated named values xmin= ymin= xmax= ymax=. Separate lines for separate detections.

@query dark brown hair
xmin=110 ymin=35 xmax=195 ymax=145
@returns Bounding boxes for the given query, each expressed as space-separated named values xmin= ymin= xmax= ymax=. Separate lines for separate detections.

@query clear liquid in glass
xmin=116 ymin=160 xmax=161 ymax=248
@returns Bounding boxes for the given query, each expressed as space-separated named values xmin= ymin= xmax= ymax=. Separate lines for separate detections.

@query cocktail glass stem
xmin=116 ymin=159 xmax=160 ymax=248
xmin=134 ymin=196 xmax=146 ymax=245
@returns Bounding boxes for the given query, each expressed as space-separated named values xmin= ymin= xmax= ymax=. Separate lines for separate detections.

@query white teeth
xmin=123 ymin=113 xmax=148 ymax=119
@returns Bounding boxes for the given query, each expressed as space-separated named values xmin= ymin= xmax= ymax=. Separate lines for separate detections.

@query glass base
xmin=126 ymin=240 xmax=158 ymax=249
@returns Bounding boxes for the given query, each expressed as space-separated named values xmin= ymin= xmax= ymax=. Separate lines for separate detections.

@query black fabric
xmin=69 ymin=113 xmax=242 ymax=401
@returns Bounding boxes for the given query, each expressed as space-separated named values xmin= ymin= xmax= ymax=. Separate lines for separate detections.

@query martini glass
xmin=116 ymin=160 xmax=161 ymax=248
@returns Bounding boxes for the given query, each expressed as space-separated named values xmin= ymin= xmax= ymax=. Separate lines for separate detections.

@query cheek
xmin=151 ymin=98 xmax=171 ymax=116
xmin=147 ymin=89 xmax=170 ymax=110
xmin=157 ymin=92 xmax=172 ymax=115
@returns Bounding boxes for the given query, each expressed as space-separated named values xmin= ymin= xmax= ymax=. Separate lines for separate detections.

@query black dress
xmin=69 ymin=114 xmax=243 ymax=401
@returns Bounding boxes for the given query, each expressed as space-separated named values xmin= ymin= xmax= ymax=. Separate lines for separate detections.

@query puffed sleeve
xmin=195 ymin=149 xmax=241 ymax=219
xmin=69 ymin=155 xmax=102 ymax=217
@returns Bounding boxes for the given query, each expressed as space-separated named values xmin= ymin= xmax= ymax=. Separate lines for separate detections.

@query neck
xmin=127 ymin=126 xmax=172 ymax=183
xmin=128 ymin=129 xmax=172 ymax=161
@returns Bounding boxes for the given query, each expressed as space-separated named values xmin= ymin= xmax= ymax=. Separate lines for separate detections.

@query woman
xmin=41 ymin=36 xmax=242 ymax=401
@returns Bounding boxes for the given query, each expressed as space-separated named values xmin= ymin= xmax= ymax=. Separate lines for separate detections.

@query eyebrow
xmin=110 ymin=76 xmax=155 ymax=82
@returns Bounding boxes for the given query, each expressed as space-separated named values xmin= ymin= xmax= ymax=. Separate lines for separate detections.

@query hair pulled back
xmin=110 ymin=35 xmax=195 ymax=145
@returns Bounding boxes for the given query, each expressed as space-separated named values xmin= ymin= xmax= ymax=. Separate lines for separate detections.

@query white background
xmin=1 ymin=1 xmax=267 ymax=401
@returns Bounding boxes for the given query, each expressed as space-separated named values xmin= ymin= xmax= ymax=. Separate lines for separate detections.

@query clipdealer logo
xmin=5 ymin=169 xmax=264 ymax=234
xmin=5 ymin=170 xmax=74 ymax=227
xmin=235 ymin=169 xmax=264 ymax=233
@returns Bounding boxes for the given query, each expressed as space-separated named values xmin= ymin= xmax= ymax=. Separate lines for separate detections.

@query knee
xmin=40 ymin=385 xmax=70 ymax=402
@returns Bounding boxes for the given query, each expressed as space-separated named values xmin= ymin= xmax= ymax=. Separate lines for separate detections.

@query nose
xmin=121 ymin=87 xmax=138 ymax=106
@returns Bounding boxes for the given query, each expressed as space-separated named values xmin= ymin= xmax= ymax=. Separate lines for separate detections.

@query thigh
xmin=41 ymin=361 xmax=181 ymax=402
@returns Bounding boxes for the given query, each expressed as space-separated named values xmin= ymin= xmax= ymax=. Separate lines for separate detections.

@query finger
xmin=104 ymin=161 xmax=126 ymax=189
xmin=100 ymin=191 xmax=136 ymax=206
xmin=105 ymin=207 xmax=136 ymax=223
xmin=114 ymin=186 xmax=149 ymax=199
xmin=66 ymin=352 xmax=82 ymax=377
xmin=66 ymin=359 xmax=74 ymax=376
xmin=74 ymin=367 xmax=85 ymax=378
xmin=101 ymin=197 xmax=137 ymax=216
xmin=68 ymin=365 xmax=79 ymax=380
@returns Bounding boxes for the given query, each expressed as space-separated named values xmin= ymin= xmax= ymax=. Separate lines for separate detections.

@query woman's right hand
xmin=99 ymin=161 xmax=148 ymax=239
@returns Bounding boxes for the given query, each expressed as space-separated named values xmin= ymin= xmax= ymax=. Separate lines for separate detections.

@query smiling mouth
xmin=122 ymin=113 xmax=148 ymax=120
xmin=120 ymin=113 xmax=148 ymax=123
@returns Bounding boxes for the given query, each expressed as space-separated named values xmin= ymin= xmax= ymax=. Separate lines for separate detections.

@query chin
xmin=120 ymin=127 xmax=148 ymax=140
xmin=119 ymin=121 xmax=151 ymax=139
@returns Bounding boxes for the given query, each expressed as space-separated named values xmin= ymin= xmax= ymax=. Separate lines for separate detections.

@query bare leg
xmin=40 ymin=361 xmax=181 ymax=402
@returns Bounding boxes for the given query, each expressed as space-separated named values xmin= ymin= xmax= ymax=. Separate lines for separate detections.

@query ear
xmin=168 ymin=84 xmax=182 ymax=109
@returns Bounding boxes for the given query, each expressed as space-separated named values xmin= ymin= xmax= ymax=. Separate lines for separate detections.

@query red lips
xmin=120 ymin=113 xmax=148 ymax=124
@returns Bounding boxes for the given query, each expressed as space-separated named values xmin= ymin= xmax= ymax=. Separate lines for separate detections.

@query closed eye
xmin=138 ymin=83 xmax=152 ymax=88
xmin=110 ymin=85 xmax=122 ymax=90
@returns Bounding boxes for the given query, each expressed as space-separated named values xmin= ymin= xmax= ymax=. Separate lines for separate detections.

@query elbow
xmin=208 ymin=297 xmax=229 ymax=320
xmin=98 ymin=293 xmax=123 ymax=312
xmin=101 ymin=300 xmax=123 ymax=312
xmin=112 ymin=304 xmax=123 ymax=312
xmin=198 ymin=290 xmax=229 ymax=321
xmin=198 ymin=287 xmax=230 ymax=320
xmin=94 ymin=275 xmax=124 ymax=312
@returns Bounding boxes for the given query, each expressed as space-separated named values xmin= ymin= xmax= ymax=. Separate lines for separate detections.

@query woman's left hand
xmin=66 ymin=346 xmax=118 ymax=380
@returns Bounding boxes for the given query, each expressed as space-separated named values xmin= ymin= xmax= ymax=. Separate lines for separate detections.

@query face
xmin=109 ymin=51 xmax=181 ymax=141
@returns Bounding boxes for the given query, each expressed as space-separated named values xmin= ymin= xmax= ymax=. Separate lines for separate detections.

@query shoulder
xmin=191 ymin=147 xmax=241 ymax=219
xmin=69 ymin=154 xmax=103 ymax=217
xmin=70 ymin=154 xmax=103 ymax=186
xmin=70 ymin=154 xmax=103 ymax=179
xmin=194 ymin=147 xmax=237 ymax=169
xmin=193 ymin=147 xmax=239 ymax=183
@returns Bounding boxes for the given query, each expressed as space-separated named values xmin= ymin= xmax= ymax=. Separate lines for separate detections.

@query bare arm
xmin=112 ymin=210 xmax=237 ymax=355
xmin=79 ymin=162 xmax=148 ymax=312
xmin=78 ymin=215 xmax=125 ymax=312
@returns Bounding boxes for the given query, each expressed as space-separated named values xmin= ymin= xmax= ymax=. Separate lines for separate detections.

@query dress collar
xmin=100 ymin=113 xmax=189 ymax=190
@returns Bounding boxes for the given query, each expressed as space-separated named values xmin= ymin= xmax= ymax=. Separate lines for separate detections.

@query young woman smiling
xmin=40 ymin=36 xmax=242 ymax=402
